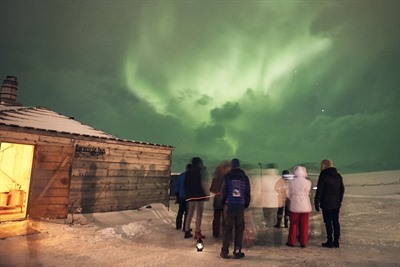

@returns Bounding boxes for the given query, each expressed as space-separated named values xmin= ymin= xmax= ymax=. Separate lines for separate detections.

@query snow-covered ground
xmin=0 ymin=171 xmax=399 ymax=267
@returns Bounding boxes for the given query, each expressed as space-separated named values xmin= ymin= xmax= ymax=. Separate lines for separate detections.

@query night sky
xmin=1 ymin=1 xmax=399 ymax=173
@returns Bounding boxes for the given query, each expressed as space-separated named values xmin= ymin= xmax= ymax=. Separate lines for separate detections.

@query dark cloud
xmin=196 ymin=95 xmax=213 ymax=106
xmin=210 ymin=102 xmax=241 ymax=122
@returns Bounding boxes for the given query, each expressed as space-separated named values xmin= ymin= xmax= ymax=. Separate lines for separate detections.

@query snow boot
xmin=233 ymin=247 xmax=245 ymax=259
xmin=220 ymin=249 xmax=229 ymax=259
xmin=322 ymin=238 xmax=334 ymax=248
xmin=194 ymin=231 xmax=205 ymax=239
xmin=274 ymin=215 xmax=282 ymax=228
xmin=184 ymin=230 xmax=193 ymax=238
xmin=284 ymin=216 xmax=289 ymax=228
xmin=333 ymin=237 xmax=340 ymax=248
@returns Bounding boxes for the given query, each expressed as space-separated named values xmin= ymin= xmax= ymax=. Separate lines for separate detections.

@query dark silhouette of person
xmin=175 ymin=163 xmax=191 ymax=230
xmin=314 ymin=159 xmax=345 ymax=248
xmin=184 ymin=157 xmax=209 ymax=239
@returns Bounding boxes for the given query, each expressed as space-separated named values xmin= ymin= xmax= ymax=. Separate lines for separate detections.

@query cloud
xmin=210 ymin=102 xmax=241 ymax=122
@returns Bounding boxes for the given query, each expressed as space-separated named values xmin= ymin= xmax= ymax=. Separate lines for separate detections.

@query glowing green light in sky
xmin=1 ymin=0 xmax=398 ymax=172
xmin=125 ymin=17 xmax=331 ymax=129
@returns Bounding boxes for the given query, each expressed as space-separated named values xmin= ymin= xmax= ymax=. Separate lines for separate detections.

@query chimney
xmin=0 ymin=76 xmax=19 ymax=105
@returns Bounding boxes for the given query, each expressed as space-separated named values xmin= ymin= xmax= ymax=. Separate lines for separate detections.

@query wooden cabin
xmin=0 ymin=76 xmax=174 ymax=222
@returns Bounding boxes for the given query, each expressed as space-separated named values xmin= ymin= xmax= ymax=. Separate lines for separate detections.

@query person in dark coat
xmin=314 ymin=159 xmax=345 ymax=248
xmin=220 ymin=158 xmax=251 ymax=259
xmin=175 ymin=163 xmax=191 ymax=231
xmin=184 ymin=157 xmax=209 ymax=239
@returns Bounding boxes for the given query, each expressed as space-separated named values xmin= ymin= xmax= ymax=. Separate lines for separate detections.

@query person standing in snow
xmin=285 ymin=166 xmax=312 ymax=248
xmin=259 ymin=164 xmax=281 ymax=227
xmin=184 ymin=157 xmax=209 ymax=239
xmin=209 ymin=161 xmax=230 ymax=238
xmin=220 ymin=158 xmax=251 ymax=259
xmin=175 ymin=163 xmax=191 ymax=231
xmin=314 ymin=159 xmax=345 ymax=248
xmin=273 ymin=170 xmax=290 ymax=228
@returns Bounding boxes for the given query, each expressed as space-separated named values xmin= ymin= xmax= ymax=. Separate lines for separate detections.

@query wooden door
xmin=28 ymin=144 xmax=74 ymax=219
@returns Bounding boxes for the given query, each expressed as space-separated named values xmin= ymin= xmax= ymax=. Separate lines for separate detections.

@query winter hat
xmin=293 ymin=166 xmax=308 ymax=178
xmin=231 ymin=158 xmax=240 ymax=169
xmin=282 ymin=170 xmax=289 ymax=176
xmin=191 ymin=157 xmax=203 ymax=167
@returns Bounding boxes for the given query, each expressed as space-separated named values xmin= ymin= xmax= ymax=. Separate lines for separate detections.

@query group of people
xmin=175 ymin=157 xmax=250 ymax=259
xmin=283 ymin=159 xmax=345 ymax=249
xmin=175 ymin=157 xmax=345 ymax=259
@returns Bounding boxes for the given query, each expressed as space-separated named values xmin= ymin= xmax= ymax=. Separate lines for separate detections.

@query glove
xmin=315 ymin=204 xmax=320 ymax=212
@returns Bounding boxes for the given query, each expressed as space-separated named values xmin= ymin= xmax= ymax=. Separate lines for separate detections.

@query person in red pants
xmin=285 ymin=166 xmax=312 ymax=248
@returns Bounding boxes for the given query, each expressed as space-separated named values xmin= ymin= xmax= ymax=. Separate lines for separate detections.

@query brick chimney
xmin=0 ymin=76 xmax=19 ymax=105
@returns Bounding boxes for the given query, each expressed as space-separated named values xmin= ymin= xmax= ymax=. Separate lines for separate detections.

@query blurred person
xmin=286 ymin=166 xmax=312 ymax=248
xmin=175 ymin=163 xmax=191 ymax=231
xmin=220 ymin=158 xmax=251 ymax=259
xmin=209 ymin=161 xmax=230 ymax=238
xmin=260 ymin=164 xmax=281 ymax=227
xmin=184 ymin=157 xmax=209 ymax=239
xmin=274 ymin=170 xmax=290 ymax=228
xmin=314 ymin=159 xmax=345 ymax=248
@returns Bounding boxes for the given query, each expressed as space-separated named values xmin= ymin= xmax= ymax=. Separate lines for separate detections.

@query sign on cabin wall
xmin=74 ymin=145 xmax=105 ymax=158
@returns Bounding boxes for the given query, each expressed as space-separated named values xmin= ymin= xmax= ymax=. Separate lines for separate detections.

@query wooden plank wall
xmin=69 ymin=139 xmax=173 ymax=213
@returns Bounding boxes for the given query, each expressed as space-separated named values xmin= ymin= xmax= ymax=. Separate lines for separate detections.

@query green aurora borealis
xmin=1 ymin=1 xmax=399 ymax=173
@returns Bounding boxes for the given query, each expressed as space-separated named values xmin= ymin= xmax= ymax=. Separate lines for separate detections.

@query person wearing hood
xmin=314 ymin=159 xmax=345 ymax=248
xmin=285 ymin=166 xmax=312 ymax=248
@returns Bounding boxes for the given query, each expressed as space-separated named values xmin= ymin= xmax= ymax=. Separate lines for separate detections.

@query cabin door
xmin=28 ymin=144 xmax=73 ymax=219
xmin=0 ymin=142 xmax=34 ymax=222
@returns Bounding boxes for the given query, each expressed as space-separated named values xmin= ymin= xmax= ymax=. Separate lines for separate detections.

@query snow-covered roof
xmin=0 ymin=105 xmax=117 ymax=138
xmin=0 ymin=105 xmax=173 ymax=148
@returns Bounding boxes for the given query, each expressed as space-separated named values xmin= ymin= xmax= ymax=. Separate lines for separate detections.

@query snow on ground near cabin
xmin=0 ymin=171 xmax=399 ymax=267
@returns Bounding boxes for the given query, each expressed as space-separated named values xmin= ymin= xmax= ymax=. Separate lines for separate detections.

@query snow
xmin=0 ymin=105 xmax=115 ymax=139
xmin=0 ymin=171 xmax=399 ymax=267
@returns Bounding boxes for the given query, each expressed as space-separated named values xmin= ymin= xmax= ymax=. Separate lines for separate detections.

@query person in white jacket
xmin=285 ymin=166 xmax=312 ymax=248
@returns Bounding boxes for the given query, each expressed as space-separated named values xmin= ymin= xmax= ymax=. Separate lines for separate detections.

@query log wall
xmin=69 ymin=139 xmax=173 ymax=213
